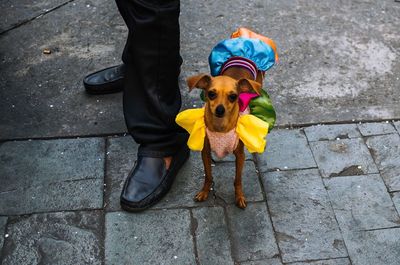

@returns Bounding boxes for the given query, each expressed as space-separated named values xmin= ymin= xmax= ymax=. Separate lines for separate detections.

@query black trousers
xmin=115 ymin=0 xmax=188 ymax=157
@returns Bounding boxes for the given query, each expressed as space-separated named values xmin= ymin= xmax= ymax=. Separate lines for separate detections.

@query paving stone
xmin=0 ymin=138 xmax=105 ymax=214
xmin=325 ymin=175 xmax=400 ymax=232
xmin=263 ymin=169 xmax=347 ymax=263
xmin=0 ymin=211 xmax=103 ymax=265
xmin=241 ymin=258 xmax=283 ymax=265
xmin=104 ymin=136 xmax=138 ymax=211
xmin=257 ymin=129 xmax=316 ymax=172
xmin=366 ymin=134 xmax=400 ymax=191
xmin=310 ymin=138 xmax=378 ymax=178
xmin=105 ymin=209 xmax=196 ymax=265
xmin=0 ymin=217 xmax=7 ymax=250
xmin=394 ymin=121 xmax=400 ymax=133
xmin=343 ymin=228 xmax=400 ymax=265
xmin=0 ymin=138 xmax=105 ymax=191
xmin=208 ymin=161 xmax=264 ymax=205
xmin=226 ymin=202 xmax=279 ymax=262
xmin=289 ymin=258 xmax=351 ymax=265
xmin=392 ymin=192 xmax=400 ymax=215
xmin=192 ymin=207 xmax=234 ymax=265
xmin=0 ymin=0 xmax=67 ymax=33
xmin=304 ymin=124 xmax=361 ymax=142
xmin=357 ymin=122 xmax=397 ymax=136
xmin=157 ymin=156 xmax=262 ymax=209
xmin=0 ymin=178 xmax=103 ymax=215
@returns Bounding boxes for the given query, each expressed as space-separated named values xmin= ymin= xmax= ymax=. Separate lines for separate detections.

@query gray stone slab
xmin=0 ymin=178 xmax=103 ymax=215
xmin=263 ymin=169 xmax=347 ymax=263
xmin=0 ymin=211 xmax=103 ymax=265
xmin=343 ymin=228 xmax=400 ymax=265
xmin=105 ymin=210 xmax=196 ymax=265
xmin=325 ymin=175 xmax=400 ymax=232
xmin=226 ymin=202 xmax=279 ymax=262
xmin=180 ymin=0 xmax=400 ymax=126
xmin=289 ymin=258 xmax=351 ymax=265
xmin=0 ymin=217 xmax=7 ymax=250
xmin=192 ymin=207 xmax=234 ymax=265
xmin=357 ymin=122 xmax=397 ymax=136
xmin=0 ymin=138 xmax=105 ymax=214
xmin=104 ymin=136 xmax=138 ymax=211
xmin=241 ymin=258 xmax=283 ymax=265
xmin=392 ymin=192 xmax=400 ymax=215
xmin=304 ymin=124 xmax=361 ymax=142
xmin=209 ymin=161 xmax=264 ymax=205
xmin=157 ymin=156 xmax=263 ymax=209
xmin=310 ymin=138 xmax=378 ymax=178
xmin=394 ymin=121 xmax=400 ymax=133
xmin=366 ymin=134 xmax=400 ymax=191
xmin=0 ymin=138 xmax=105 ymax=191
xmin=0 ymin=0 xmax=126 ymax=139
xmin=0 ymin=0 xmax=67 ymax=33
xmin=257 ymin=129 xmax=316 ymax=172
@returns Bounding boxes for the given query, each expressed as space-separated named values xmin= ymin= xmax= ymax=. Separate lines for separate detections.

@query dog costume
xmin=176 ymin=28 xmax=277 ymax=158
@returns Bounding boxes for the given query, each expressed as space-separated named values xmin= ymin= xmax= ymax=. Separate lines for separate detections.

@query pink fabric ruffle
xmin=239 ymin=92 xmax=259 ymax=112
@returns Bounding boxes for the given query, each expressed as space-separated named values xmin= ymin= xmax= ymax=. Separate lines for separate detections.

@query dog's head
xmin=187 ymin=74 xmax=261 ymax=132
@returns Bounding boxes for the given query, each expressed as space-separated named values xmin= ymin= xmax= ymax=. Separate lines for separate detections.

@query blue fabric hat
xmin=209 ymin=37 xmax=276 ymax=76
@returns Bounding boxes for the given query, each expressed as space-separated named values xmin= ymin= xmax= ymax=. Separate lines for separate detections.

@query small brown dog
xmin=187 ymin=67 xmax=263 ymax=208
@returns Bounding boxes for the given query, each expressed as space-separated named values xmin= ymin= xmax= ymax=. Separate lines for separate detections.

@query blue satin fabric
xmin=208 ymin=37 xmax=276 ymax=76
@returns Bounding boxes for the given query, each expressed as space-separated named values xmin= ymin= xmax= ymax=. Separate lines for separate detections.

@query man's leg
xmin=116 ymin=0 xmax=189 ymax=211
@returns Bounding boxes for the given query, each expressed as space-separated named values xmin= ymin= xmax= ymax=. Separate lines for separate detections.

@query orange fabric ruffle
xmin=231 ymin=27 xmax=279 ymax=62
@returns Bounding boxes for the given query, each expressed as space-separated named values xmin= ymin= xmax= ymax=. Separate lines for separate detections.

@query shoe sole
xmin=84 ymin=78 xmax=123 ymax=95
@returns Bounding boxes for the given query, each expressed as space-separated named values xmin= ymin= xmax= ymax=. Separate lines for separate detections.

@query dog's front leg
xmin=233 ymin=141 xmax=246 ymax=208
xmin=195 ymin=136 xmax=213 ymax=202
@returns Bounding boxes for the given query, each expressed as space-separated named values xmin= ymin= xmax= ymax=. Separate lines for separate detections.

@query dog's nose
xmin=215 ymin=105 xmax=225 ymax=117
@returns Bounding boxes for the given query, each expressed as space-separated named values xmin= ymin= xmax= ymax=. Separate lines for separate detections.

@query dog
xmin=187 ymin=67 xmax=263 ymax=209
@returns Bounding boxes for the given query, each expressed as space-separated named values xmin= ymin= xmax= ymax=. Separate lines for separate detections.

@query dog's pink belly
xmin=206 ymin=128 xmax=239 ymax=159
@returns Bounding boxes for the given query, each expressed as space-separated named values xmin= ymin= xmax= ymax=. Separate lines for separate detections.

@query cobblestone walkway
xmin=1 ymin=121 xmax=399 ymax=264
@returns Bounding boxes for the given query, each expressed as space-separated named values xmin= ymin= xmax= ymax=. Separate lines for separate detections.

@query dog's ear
xmin=237 ymin=79 xmax=262 ymax=95
xmin=187 ymin=74 xmax=212 ymax=91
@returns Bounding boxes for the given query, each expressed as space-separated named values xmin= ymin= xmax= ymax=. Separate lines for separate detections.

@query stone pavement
xmin=1 ymin=0 xmax=400 ymax=264
xmin=1 ymin=121 xmax=400 ymax=264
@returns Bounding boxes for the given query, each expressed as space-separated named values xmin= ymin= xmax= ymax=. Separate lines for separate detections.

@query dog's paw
xmin=194 ymin=191 xmax=209 ymax=202
xmin=235 ymin=196 xmax=247 ymax=209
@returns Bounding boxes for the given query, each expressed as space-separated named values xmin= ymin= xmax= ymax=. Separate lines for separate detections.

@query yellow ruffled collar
xmin=175 ymin=108 xmax=269 ymax=153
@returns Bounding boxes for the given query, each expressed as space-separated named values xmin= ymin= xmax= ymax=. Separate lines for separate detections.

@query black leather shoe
xmin=83 ymin=64 xmax=125 ymax=94
xmin=120 ymin=145 xmax=190 ymax=212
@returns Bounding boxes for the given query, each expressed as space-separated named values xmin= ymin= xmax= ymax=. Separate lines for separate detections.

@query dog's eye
xmin=228 ymin=94 xmax=238 ymax=102
xmin=207 ymin=91 xmax=217 ymax=100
